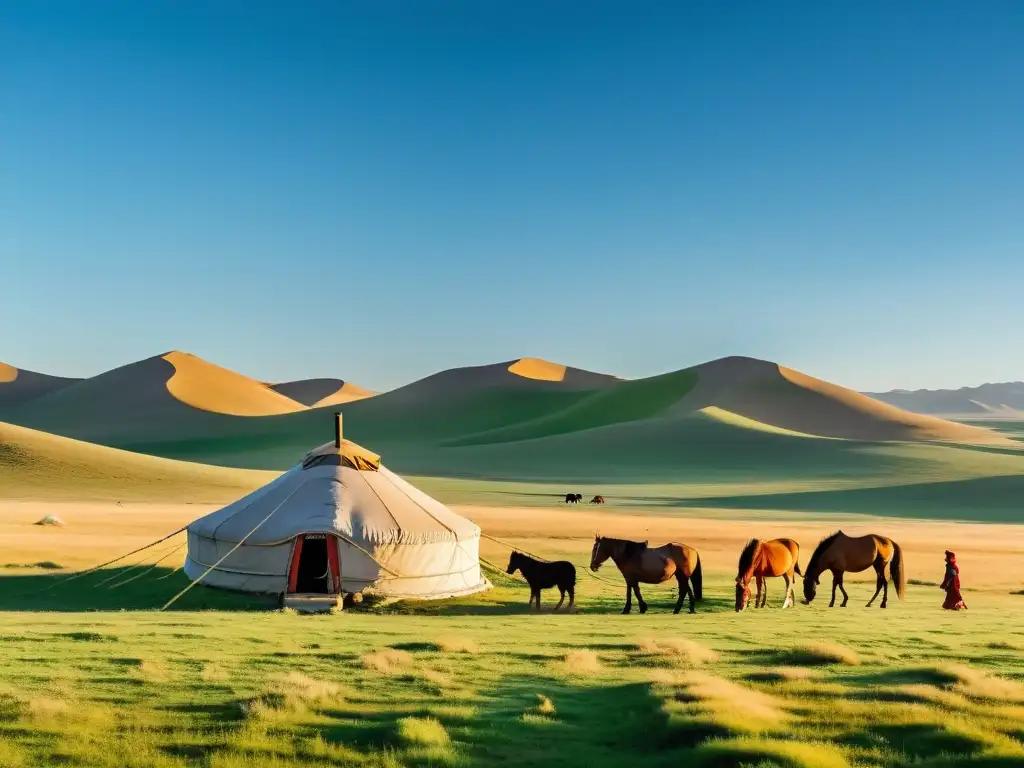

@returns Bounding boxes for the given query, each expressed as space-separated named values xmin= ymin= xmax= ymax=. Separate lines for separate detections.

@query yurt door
xmin=287 ymin=534 xmax=342 ymax=595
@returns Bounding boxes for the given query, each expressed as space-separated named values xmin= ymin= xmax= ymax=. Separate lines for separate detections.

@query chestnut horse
xmin=590 ymin=536 xmax=703 ymax=614
xmin=802 ymin=530 xmax=906 ymax=608
xmin=735 ymin=538 xmax=802 ymax=611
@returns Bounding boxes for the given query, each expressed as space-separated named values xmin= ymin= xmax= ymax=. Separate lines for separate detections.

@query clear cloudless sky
xmin=1 ymin=1 xmax=1022 ymax=392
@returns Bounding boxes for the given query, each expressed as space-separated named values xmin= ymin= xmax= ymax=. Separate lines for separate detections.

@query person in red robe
xmin=941 ymin=550 xmax=967 ymax=610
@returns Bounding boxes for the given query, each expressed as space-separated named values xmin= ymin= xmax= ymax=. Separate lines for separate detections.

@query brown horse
xmin=590 ymin=495 xmax=606 ymax=505
xmin=735 ymin=538 xmax=802 ymax=611
xmin=802 ymin=530 xmax=906 ymax=608
xmin=590 ymin=536 xmax=702 ymax=614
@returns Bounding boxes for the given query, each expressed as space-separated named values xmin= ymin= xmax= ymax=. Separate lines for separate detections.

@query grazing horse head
xmin=802 ymin=573 xmax=819 ymax=604
xmin=507 ymin=551 xmax=524 ymax=575
xmin=735 ymin=577 xmax=752 ymax=611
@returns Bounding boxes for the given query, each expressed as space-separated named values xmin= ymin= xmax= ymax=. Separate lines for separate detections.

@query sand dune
xmin=5 ymin=352 xmax=307 ymax=445
xmin=377 ymin=358 xmax=620 ymax=407
xmin=0 ymin=360 xmax=81 ymax=409
xmin=0 ymin=421 xmax=271 ymax=502
xmin=270 ymin=378 xmax=376 ymax=407
xmin=670 ymin=357 xmax=1010 ymax=445
xmin=162 ymin=351 xmax=305 ymax=416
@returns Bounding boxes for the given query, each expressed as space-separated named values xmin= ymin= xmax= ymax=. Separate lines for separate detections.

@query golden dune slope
xmin=313 ymin=382 xmax=377 ymax=406
xmin=673 ymin=357 xmax=1010 ymax=445
xmin=162 ymin=352 xmax=306 ymax=416
xmin=508 ymin=358 xmax=568 ymax=382
xmin=0 ymin=362 xmax=16 ymax=384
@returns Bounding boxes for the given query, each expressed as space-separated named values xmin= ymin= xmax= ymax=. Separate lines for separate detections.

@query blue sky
xmin=2 ymin=2 xmax=1022 ymax=392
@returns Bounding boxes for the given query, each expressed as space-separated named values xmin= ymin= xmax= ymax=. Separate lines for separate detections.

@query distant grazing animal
xmin=506 ymin=551 xmax=576 ymax=612
xmin=590 ymin=495 xmax=606 ymax=505
xmin=802 ymin=530 xmax=906 ymax=608
xmin=735 ymin=538 xmax=802 ymax=611
xmin=590 ymin=536 xmax=703 ymax=614
xmin=563 ymin=493 xmax=583 ymax=504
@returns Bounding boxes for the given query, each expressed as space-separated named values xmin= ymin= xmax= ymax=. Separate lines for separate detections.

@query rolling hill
xmin=4 ymin=351 xmax=308 ymax=444
xmin=866 ymin=381 xmax=1024 ymax=418
xmin=7 ymin=354 xmax=1012 ymax=483
xmin=0 ymin=361 xmax=81 ymax=409
xmin=0 ymin=420 xmax=272 ymax=502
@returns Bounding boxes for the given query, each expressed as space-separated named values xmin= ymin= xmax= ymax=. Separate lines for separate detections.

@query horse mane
xmin=737 ymin=538 xmax=760 ymax=577
xmin=806 ymin=531 xmax=843 ymax=575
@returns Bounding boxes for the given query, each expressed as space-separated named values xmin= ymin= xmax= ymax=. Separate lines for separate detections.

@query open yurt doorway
xmin=288 ymin=534 xmax=340 ymax=596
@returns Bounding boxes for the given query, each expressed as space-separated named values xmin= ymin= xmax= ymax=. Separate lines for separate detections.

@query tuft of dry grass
xmin=243 ymin=671 xmax=344 ymax=719
xmin=396 ymin=716 xmax=450 ymax=747
xmin=785 ymin=642 xmax=861 ymax=667
xmin=560 ymin=649 xmax=602 ymax=675
xmin=534 ymin=694 xmax=555 ymax=716
xmin=746 ymin=666 xmax=816 ymax=683
xmin=435 ymin=636 xmax=480 ymax=654
xmin=676 ymin=672 xmax=789 ymax=734
xmin=943 ymin=664 xmax=1024 ymax=703
xmin=128 ymin=658 xmax=169 ymax=683
xmin=362 ymin=649 xmax=415 ymax=674
xmin=985 ymin=640 xmax=1023 ymax=651
xmin=635 ymin=637 xmax=719 ymax=666
xmin=695 ymin=736 xmax=850 ymax=768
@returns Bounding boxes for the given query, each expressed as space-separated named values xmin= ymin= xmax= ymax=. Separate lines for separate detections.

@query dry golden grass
xmin=200 ymin=663 xmax=228 ymax=682
xmin=944 ymin=664 xmax=1024 ymax=703
xmin=435 ymin=635 xmax=480 ymax=654
xmin=676 ymin=671 xmax=789 ymax=734
xmin=362 ymin=649 xmax=415 ymax=674
xmin=787 ymin=642 xmax=861 ymax=667
xmin=746 ymin=666 xmax=816 ymax=683
xmin=534 ymin=694 xmax=555 ymax=716
xmin=560 ymin=649 xmax=602 ymax=675
xmin=243 ymin=672 xmax=344 ymax=719
xmin=128 ymin=658 xmax=170 ymax=683
xmin=635 ymin=637 xmax=719 ymax=665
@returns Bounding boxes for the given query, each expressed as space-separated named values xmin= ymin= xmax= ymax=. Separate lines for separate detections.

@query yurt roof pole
xmin=335 ymin=411 xmax=342 ymax=448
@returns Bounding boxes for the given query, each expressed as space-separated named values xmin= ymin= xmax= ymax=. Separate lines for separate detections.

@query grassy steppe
xmin=1 ymin=560 xmax=1023 ymax=768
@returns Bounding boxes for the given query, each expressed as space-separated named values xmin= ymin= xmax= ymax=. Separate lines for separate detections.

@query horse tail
xmin=691 ymin=553 xmax=703 ymax=601
xmin=890 ymin=539 xmax=906 ymax=600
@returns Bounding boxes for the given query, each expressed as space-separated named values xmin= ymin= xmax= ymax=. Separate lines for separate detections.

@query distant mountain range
xmin=865 ymin=382 xmax=1024 ymax=418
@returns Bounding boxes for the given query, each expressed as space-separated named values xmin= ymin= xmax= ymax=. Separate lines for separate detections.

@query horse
xmin=563 ymin=493 xmax=583 ymax=504
xmin=506 ymin=551 xmax=576 ymax=611
xmin=735 ymin=538 xmax=802 ymax=611
xmin=802 ymin=530 xmax=906 ymax=608
xmin=590 ymin=495 xmax=606 ymax=504
xmin=590 ymin=536 xmax=702 ymax=614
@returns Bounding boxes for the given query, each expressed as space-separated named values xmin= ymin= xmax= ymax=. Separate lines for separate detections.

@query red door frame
xmin=287 ymin=534 xmax=342 ymax=594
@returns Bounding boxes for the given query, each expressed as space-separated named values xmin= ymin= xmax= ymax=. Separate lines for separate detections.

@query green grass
xmin=1 ymin=562 xmax=1023 ymax=767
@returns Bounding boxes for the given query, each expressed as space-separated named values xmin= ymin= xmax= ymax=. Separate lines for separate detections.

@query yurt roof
xmin=187 ymin=450 xmax=478 ymax=547
xmin=301 ymin=439 xmax=381 ymax=471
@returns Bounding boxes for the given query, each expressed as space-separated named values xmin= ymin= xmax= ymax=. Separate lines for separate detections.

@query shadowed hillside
xmin=0 ymin=421 xmax=271 ymax=501
xmin=0 ymin=361 xmax=81 ymax=409
xmin=270 ymin=378 xmax=376 ymax=406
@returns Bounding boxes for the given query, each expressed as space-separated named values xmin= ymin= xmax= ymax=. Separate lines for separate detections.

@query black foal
xmin=506 ymin=551 xmax=576 ymax=611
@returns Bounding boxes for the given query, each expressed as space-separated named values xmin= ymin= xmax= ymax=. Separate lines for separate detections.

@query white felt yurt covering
xmin=184 ymin=438 xmax=489 ymax=600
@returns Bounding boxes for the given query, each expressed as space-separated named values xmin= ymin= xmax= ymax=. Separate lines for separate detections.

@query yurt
xmin=184 ymin=415 xmax=489 ymax=607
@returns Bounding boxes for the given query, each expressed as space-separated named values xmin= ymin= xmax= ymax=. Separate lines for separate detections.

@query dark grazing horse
xmin=563 ymin=493 xmax=583 ymax=504
xmin=590 ymin=495 xmax=606 ymax=504
xmin=506 ymin=551 xmax=576 ymax=612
